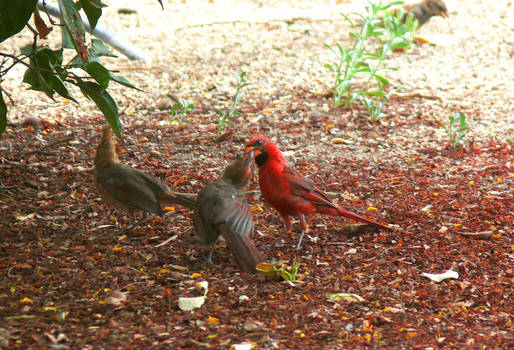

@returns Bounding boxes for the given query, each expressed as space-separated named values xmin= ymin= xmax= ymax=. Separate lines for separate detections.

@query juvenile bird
xmin=192 ymin=151 xmax=265 ymax=273
xmin=93 ymin=124 xmax=195 ymax=234
xmin=245 ymin=136 xmax=392 ymax=251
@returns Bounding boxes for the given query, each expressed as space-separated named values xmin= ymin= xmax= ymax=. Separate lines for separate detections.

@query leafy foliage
xmin=381 ymin=7 xmax=418 ymax=49
xmin=0 ymin=0 xmax=160 ymax=137
xmin=0 ymin=0 xmax=38 ymax=43
xmin=325 ymin=1 xmax=417 ymax=121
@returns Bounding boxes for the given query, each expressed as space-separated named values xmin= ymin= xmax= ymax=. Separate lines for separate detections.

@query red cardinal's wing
xmin=284 ymin=166 xmax=340 ymax=210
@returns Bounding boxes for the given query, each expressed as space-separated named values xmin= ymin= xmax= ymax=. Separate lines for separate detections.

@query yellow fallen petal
xmin=207 ymin=316 xmax=219 ymax=324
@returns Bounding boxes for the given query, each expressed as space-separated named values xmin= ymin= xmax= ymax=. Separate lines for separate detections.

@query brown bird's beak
xmin=440 ymin=11 xmax=448 ymax=18
xmin=245 ymin=149 xmax=254 ymax=161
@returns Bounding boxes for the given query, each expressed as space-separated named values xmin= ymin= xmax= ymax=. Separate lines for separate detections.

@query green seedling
xmin=256 ymin=262 xmax=301 ymax=283
xmin=169 ymin=97 xmax=194 ymax=125
xmin=215 ymin=70 xmax=250 ymax=138
xmin=432 ymin=113 xmax=470 ymax=148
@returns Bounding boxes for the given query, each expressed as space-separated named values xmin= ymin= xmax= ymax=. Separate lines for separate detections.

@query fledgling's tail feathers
xmin=221 ymin=228 xmax=265 ymax=273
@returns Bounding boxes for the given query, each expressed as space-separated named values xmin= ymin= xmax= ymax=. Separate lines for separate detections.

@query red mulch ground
xmin=0 ymin=93 xmax=512 ymax=349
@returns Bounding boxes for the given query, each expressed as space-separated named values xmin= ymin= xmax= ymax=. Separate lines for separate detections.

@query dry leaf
xmin=332 ymin=137 xmax=353 ymax=145
xmin=34 ymin=9 xmax=52 ymax=39
xmin=422 ymin=269 xmax=459 ymax=283
xmin=178 ymin=296 xmax=205 ymax=311
xmin=104 ymin=290 xmax=127 ymax=305
xmin=194 ymin=281 xmax=209 ymax=295
xmin=243 ymin=320 xmax=264 ymax=332
xmin=232 ymin=342 xmax=253 ymax=350
xmin=459 ymin=231 xmax=493 ymax=240
xmin=327 ymin=293 xmax=365 ymax=303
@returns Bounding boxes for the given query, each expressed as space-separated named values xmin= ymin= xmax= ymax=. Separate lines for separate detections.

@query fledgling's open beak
xmin=440 ymin=11 xmax=448 ymax=18
xmin=244 ymin=149 xmax=254 ymax=163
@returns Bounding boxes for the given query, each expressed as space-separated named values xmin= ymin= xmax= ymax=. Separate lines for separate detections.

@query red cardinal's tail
xmin=337 ymin=208 xmax=392 ymax=230
xmin=221 ymin=229 xmax=266 ymax=273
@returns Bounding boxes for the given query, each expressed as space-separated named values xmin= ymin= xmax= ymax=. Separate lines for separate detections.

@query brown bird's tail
xmin=337 ymin=208 xmax=393 ymax=231
xmin=158 ymin=191 xmax=198 ymax=210
xmin=220 ymin=229 xmax=265 ymax=273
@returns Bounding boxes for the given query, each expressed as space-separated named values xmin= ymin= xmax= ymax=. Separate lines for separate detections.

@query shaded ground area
xmin=0 ymin=0 xmax=513 ymax=348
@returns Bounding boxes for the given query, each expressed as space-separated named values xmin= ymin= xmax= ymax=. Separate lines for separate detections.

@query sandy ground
xmin=2 ymin=0 xmax=513 ymax=143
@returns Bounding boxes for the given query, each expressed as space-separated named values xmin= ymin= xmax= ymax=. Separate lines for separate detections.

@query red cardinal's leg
xmin=295 ymin=214 xmax=310 ymax=251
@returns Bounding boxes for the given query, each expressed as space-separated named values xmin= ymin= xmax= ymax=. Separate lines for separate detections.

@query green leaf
xmin=85 ymin=61 xmax=110 ymax=88
xmin=366 ymin=90 xmax=386 ymax=97
xmin=109 ymin=72 xmax=142 ymax=91
xmin=256 ymin=262 xmax=300 ymax=282
xmin=79 ymin=0 xmax=102 ymax=32
xmin=374 ymin=74 xmax=390 ymax=85
xmin=21 ymin=44 xmax=35 ymax=57
xmin=22 ymin=47 xmax=77 ymax=102
xmin=0 ymin=0 xmax=38 ymax=43
xmin=57 ymin=0 xmax=87 ymax=62
xmin=78 ymin=81 xmax=121 ymax=137
xmin=390 ymin=41 xmax=410 ymax=49
xmin=0 ymin=91 xmax=7 ymax=136
xmin=88 ymin=39 xmax=117 ymax=61
xmin=69 ymin=38 xmax=116 ymax=66
xmin=88 ymin=0 xmax=108 ymax=8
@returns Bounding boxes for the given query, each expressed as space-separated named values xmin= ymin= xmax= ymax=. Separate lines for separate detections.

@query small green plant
xmin=256 ymin=262 xmax=301 ymax=283
xmin=381 ymin=7 xmax=418 ymax=49
xmin=169 ymin=97 xmax=194 ymax=125
xmin=432 ymin=113 xmax=470 ymax=148
xmin=215 ymin=70 xmax=250 ymax=137
xmin=325 ymin=1 xmax=415 ymax=121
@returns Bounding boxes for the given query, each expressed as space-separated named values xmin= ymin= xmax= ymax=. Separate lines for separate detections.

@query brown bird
xmin=192 ymin=151 xmax=265 ymax=273
xmin=400 ymin=0 xmax=448 ymax=27
xmin=93 ymin=124 xmax=195 ymax=234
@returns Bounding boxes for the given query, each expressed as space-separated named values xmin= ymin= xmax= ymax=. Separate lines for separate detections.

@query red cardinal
xmin=245 ymin=136 xmax=392 ymax=250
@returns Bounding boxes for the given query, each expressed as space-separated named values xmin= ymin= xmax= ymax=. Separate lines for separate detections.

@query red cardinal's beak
xmin=245 ymin=146 xmax=261 ymax=157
